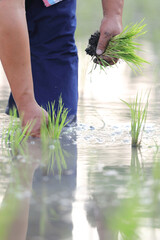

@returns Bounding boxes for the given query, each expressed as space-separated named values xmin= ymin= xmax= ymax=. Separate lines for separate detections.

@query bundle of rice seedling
xmin=41 ymin=96 xmax=69 ymax=140
xmin=85 ymin=20 xmax=149 ymax=73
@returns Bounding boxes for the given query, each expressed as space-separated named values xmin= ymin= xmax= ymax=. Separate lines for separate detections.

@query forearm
xmin=0 ymin=3 xmax=35 ymax=111
xmin=96 ymin=0 xmax=124 ymax=56
xmin=102 ymin=0 xmax=124 ymax=19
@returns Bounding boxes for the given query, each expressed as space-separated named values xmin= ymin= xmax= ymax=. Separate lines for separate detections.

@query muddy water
xmin=0 ymin=55 xmax=160 ymax=240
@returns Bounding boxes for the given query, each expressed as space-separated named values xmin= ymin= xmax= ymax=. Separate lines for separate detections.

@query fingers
xmin=96 ymin=31 xmax=112 ymax=56
xmin=22 ymin=119 xmax=39 ymax=138
xmin=20 ymin=106 xmax=49 ymax=138
xmin=29 ymin=110 xmax=48 ymax=138
xmin=96 ymin=31 xmax=117 ymax=64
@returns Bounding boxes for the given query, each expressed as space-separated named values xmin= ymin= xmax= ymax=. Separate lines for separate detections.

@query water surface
xmin=0 ymin=52 xmax=160 ymax=240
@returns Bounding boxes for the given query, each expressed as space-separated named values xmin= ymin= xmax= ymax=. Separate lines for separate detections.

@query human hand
xmin=18 ymin=100 xmax=48 ymax=138
xmin=96 ymin=16 xmax=123 ymax=65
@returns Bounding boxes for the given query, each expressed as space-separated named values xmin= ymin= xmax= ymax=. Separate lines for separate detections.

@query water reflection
xmin=0 ymin=132 xmax=77 ymax=240
xmin=1 ymin=44 xmax=160 ymax=239
xmin=85 ymin=146 xmax=160 ymax=240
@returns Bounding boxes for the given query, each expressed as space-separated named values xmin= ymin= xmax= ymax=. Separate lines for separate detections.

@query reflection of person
xmin=27 ymin=134 xmax=77 ymax=240
xmin=86 ymin=197 xmax=118 ymax=240
xmin=0 ymin=0 xmax=124 ymax=136
xmin=0 ymin=133 xmax=77 ymax=240
xmin=0 ymin=157 xmax=39 ymax=240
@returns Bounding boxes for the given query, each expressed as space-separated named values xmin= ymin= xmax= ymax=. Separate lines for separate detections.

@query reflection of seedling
xmin=110 ymin=194 xmax=141 ymax=240
xmin=41 ymin=96 xmax=69 ymax=140
xmin=151 ymin=144 xmax=160 ymax=218
xmin=131 ymin=148 xmax=144 ymax=178
xmin=0 ymin=191 xmax=18 ymax=240
xmin=86 ymin=20 xmax=149 ymax=73
xmin=39 ymin=188 xmax=58 ymax=237
xmin=152 ymin=144 xmax=160 ymax=181
xmin=109 ymin=149 xmax=143 ymax=240
xmin=121 ymin=91 xmax=150 ymax=147
xmin=42 ymin=139 xmax=68 ymax=178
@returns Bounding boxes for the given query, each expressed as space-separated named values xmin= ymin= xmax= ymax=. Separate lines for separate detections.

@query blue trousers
xmin=6 ymin=0 xmax=78 ymax=118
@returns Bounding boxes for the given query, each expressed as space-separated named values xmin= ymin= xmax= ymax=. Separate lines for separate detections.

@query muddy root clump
xmin=85 ymin=31 xmax=100 ymax=57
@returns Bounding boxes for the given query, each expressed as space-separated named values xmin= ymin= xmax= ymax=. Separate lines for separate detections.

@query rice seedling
xmin=121 ymin=91 xmax=150 ymax=147
xmin=41 ymin=96 xmax=69 ymax=140
xmin=2 ymin=97 xmax=68 ymax=157
xmin=1 ymin=108 xmax=33 ymax=157
xmin=85 ymin=19 xmax=149 ymax=73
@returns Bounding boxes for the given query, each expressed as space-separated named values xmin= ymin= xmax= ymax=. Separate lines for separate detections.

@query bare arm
xmin=96 ymin=0 xmax=124 ymax=64
xmin=0 ymin=1 xmax=48 ymax=137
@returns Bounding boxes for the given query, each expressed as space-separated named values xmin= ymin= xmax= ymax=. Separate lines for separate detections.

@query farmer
xmin=0 ymin=0 xmax=124 ymax=137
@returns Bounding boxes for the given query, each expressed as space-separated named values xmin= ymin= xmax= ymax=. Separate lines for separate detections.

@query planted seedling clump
xmin=1 ymin=108 xmax=33 ymax=156
xmin=121 ymin=91 xmax=150 ymax=148
xmin=86 ymin=20 xmax=149 ymax=73
xmin=41 ymin=96 xmax=69 ymax=141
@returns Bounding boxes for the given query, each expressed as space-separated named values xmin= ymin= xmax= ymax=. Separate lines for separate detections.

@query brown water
xmin=0 ymin=51 xmax=160 ymax=240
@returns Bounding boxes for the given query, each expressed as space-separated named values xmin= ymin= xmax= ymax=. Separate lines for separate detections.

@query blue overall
xmin=6 ymin=0 xmax=78 ymax=121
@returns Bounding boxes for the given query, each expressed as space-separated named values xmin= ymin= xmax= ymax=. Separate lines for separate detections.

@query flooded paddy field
xmin=1 ymin=46 xmax=160 ymax=240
